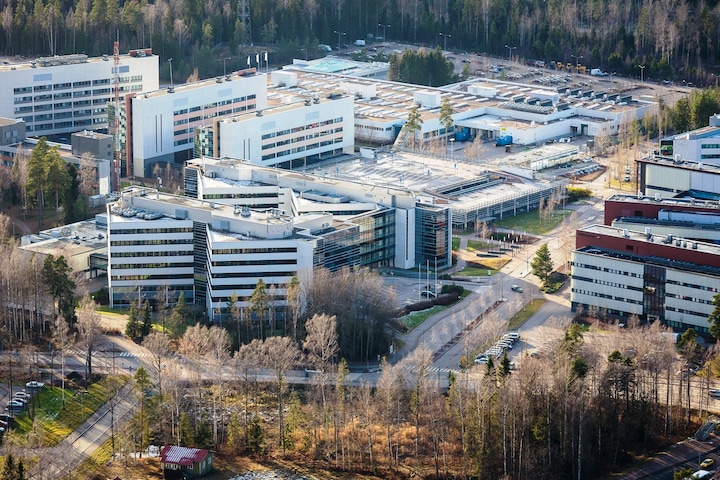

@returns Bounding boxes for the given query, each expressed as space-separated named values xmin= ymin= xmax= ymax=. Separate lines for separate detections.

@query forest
xmin=1 ymin=0 xmax=720 ymax=86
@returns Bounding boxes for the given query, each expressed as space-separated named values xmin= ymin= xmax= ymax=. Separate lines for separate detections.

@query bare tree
xmin=258 ymin=336 xmax=301 ymax=450
xmin=141 ymin=331 xmax=173 ymax=396
xmin=51 ymin=316 xmax=75 ymax=409
xmin=76 ymin=295 xmax=102 ymax=383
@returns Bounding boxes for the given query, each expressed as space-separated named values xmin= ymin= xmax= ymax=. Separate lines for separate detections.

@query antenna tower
xmin=239 ymin=0 xmax=252 ymax=45
xmin=113 ymin=35 xmax=121 ymax=191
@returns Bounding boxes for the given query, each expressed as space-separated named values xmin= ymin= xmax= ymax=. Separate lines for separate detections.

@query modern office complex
xmin=605 ymin=193 xmax=720 ymax=243
xmin=281 ymin=59 xmax=653 ymax=147
xmin=0 ymin=50 xmax=158 ymax=136
xmin=106 ymin=157 xmax=451 ymax=315
xmin=195 ymin=91 xmax=355 ymax=169
xmin=114 ymin=68 xmax=266 ymax=178
xmin=658 ymin=114 xmax=720 ymax=165
xmin=571 ymin=224 xmax=720 ymax=333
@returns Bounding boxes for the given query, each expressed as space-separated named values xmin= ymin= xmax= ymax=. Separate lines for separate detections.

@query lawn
xmin=9 ymin=377 xmax=124 ymax=447
xmin=456 ymin=257 xmax=511 ymax=276
xmin=494 ymin=209 xmax=572 ymax=235
xmin=506 ymin=298 xmax=547 ymax=330
xmin=401 ymin=305 xmax=446 ymax=330
xmin=452 ymin=237 xmax=460 ymax=251
xmin=466 ymin=239 xmax=493 ymax=251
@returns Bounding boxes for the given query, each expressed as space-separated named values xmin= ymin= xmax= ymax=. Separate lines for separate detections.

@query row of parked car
xmin=475 ymin=332 xmax=521 ymax=364
xmin=6 ymin=390 xmax=32 ymax=412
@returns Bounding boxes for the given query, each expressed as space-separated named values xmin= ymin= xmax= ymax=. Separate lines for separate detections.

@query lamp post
xmin=504 ymin=44 xmax=517 ymax=64
xmin=378 ymin=23 xmax=390 ymax=42
xmin=167 ymin=58 xmax=173 ymax=86
xmin=439 ymin=32 xmax=451 ymax=51
xmin=333 ymin=30 xmax=346 ymax=49
xmin=639 ymin=64 xmax=645 ymax=82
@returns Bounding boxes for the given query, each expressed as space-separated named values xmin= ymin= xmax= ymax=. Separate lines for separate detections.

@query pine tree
xmin=141 ymin=300 xmax=153 ymax=337
xmin=125 ymin=303 xmax=142 ymax=342
xmin=530 ymin=243 xmax=554 ymax=287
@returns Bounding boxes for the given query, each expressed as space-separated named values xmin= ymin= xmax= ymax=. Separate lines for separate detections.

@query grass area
xmin=456 ymin=257 xmax=511 ymax=276
xmin=10 ymin=378 xmax=123 ymax=447
xmin=506 ymin=298 xmax=547 ymax=331
xmin=452 ymin=237 xmax=460 ymax=251
xmin=494 ymin=209 xmax=572 ymax=235
xmin=401 ymin=305 xmax=445 ymax=330
xmin=466 ymin=239 xmax=493 ymax=251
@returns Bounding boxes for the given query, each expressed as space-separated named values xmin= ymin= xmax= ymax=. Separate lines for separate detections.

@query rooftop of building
xmin=131 ymin=68 xmax=262 ymax=101
xmin=20 ymin=218 xmax=107 ymax=256
xmin=0 ymin=117 xmax=23 ymax=127
xmin=576 ymin=244 xmax=720 ymax=277
xmin=579 ymin=224 xmax=720 ymax=256
xmin=272 ymin=65 xmax=647 ymax=127
xmin=638 ymin=155 xmax=720 ymax=175
xmin=0 ymin=50 xmax=155 ymax=74
xmin=606 ymin=193 xmax=720 ymax=210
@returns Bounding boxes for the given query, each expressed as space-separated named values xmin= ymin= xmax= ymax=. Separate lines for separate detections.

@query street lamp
xmin=333 ymin=30 xmax=346 ymax=49
xmin=504 ymin=44 xmax=517 ymax=64
xmin=439 ymin=32 xmax=451 ymax=51
xmin=378 ymin=23 xmax=390 ymax=42
xmin=639 ymin=64 xmax=645 ymax=82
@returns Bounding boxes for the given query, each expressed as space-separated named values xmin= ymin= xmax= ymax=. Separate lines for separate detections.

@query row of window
xmin=261 ymin=118 xmax=343 ymax=140
xmin=261 ymin=138 xmax=343 ymax=161
xmin=212 ymin=247 xmax=296 ymax=254
xmin=571 ymin=288 xmax=644 ymax=305
xmin=112 ymin=250 xmax=194 ymax=258
xmin=211 ymin=259 xmax=297 ymax=266
xmin=110 ymin=239 xmax=193 ymax=246
xmin=571 ymin=261 xmax=643 ymax=278
xmin=666 ymin=279 xmax=719 ymax=292
xmin=666 ymin=306 xmax=707 ymax=318
xmin=112 ymin=262 xmax=194 ymax=270
xmin=111 ymin=227 xmax=193 ymax=235
xmin=111 ymin=273 xmax=194 ymax=281
xmin=211 ymin=271 xmax=295 ymax=279
xmin=261 ymin=128 xmax=343 ymax=150
xmin=172 ymin=95 xmax=257 ymax=117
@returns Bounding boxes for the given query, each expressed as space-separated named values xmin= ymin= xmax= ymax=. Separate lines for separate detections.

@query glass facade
xmin=350 ymin=208 xmax=396 ymax=267
xmin=415 ymin=203 xmax=450 ymax=269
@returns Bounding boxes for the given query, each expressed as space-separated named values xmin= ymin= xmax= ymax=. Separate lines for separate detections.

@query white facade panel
xmin=0 ymin=53 xmax=158 ymax=136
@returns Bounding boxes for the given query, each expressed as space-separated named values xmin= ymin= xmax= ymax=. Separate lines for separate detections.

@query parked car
xmin=700 ymin=458 xmax=715 ymax=469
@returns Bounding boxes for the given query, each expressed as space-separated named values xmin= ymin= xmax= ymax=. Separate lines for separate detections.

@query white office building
xmin=116 ymin=68 xmax=267 ymax=178
xmin=198 ymin=92 xmax=355 ymax=169
xmin=571 ymin=224 xmax=720 ymax=333
xmin=0 ymin=50 xmax=158 ymax=137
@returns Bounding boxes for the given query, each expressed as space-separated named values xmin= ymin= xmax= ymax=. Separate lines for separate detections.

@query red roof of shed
xmin=160 ymin=445 xmax=209 ymax=466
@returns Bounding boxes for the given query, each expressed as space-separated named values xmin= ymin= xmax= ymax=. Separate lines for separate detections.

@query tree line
xmin=96 ymin=318 xmax=715 ymax=480
xmin=1 ymin=0 xmax=720 ymax=85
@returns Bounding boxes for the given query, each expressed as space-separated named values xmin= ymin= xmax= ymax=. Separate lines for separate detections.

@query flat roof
xmin=579 ymin=224 xmax=720 ymax=255
xmin=606 ymin=193 xmax=720 ymax=210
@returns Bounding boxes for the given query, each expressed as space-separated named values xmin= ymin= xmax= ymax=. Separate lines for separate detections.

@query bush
xmin=567 ymin=186 xmax=593 ymax=202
